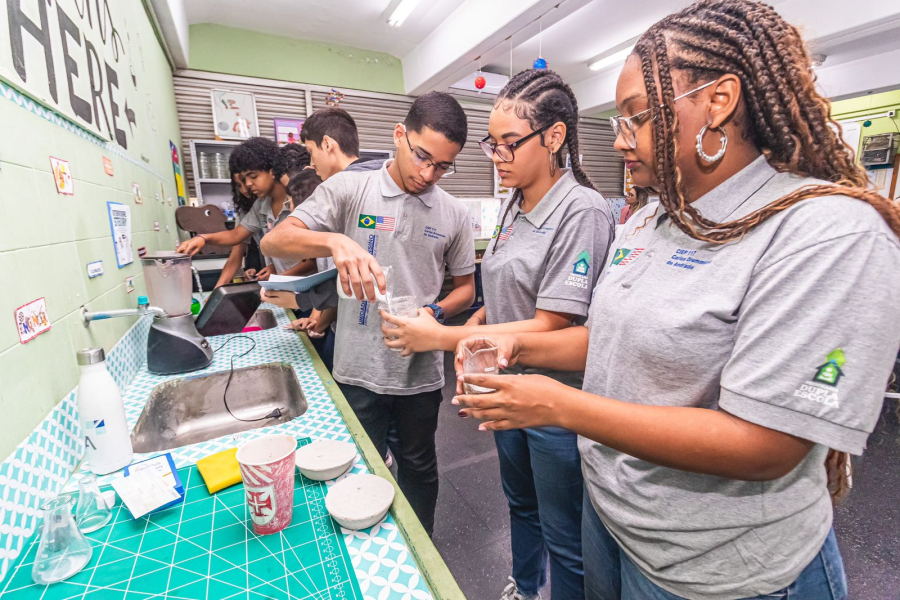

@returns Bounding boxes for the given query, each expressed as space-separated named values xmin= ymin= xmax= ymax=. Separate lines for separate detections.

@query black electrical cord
xmin=212 ymin=335 xmax=283 ymax=422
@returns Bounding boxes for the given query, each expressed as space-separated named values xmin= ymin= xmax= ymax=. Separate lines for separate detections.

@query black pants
xmin=340 ymin=384 xmax=442 ymax=535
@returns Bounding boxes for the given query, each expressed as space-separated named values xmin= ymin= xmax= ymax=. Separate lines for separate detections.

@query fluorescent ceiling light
xmin=387 ymin=0 xmax=421 ymax=28
xmin=588 ymin=45 xmax=635 ymax=71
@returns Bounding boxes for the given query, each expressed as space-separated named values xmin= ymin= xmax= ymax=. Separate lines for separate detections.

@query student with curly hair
xmin=178 ymin=138 xmax=314 ymax=280
xmin=452 ymin=2 xmax=900 ymax=598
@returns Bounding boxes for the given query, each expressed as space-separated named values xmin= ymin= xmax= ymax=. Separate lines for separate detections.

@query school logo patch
xmin=566 ymin=251 xmax=591 ymax=289
xmin=813 ymin=349 xmax=846 ymax=387
xmin=573 ymin=251 xmax=590 ymax=275
xmin=610 ymin=248 xmax=644 ymax=266
xmin=793 ymin=348 xmax=845 ymax=409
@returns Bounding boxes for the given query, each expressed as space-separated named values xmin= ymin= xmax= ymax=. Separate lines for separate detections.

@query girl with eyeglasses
xmin=451 ymin=1 xmax=900 ymax=599
xmin=382 ymin=69 xmax=615 ymax=600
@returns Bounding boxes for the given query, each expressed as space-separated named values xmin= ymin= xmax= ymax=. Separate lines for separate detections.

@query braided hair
xmin=634 ymin=0 xmax=900 ymax=245
xmin=492 ymin=69 xmax=595 ymax=253
xmin=637 ymin=0 xmax=900 ymax=501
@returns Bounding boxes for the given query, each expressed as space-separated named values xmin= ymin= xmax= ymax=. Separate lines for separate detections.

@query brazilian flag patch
xmin=358 ymin=214 xmax=376 ymax=229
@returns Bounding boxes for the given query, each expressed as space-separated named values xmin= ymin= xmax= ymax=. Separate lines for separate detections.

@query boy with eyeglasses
xmin=262 ymin=92 xmax=475 ymax=535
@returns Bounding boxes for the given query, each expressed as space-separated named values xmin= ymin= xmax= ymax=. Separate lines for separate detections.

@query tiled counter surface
xmin=1 ymin=304 xmax=462 ymax=599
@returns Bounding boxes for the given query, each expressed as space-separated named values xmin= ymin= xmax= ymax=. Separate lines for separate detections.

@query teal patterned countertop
xmin=0 ymin=303 xmax=462 ymax=599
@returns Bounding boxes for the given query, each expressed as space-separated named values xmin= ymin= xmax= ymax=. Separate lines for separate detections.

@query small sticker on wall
xmin=167 ymin=197 xmax=173 ymax=206
xmin=125 ymin=276 xmax=135 ymax=294
xmin=50 ymin=157 xmax=74 ymax=195
xmin=86 ymin=261 xmax=104 ymax=278
xmin=132 ymin=182 xmax=143 ymax=205
xmin=137 ymin=246 xmax=147 ymax=257
xmin=165 ymin=224 xmax=170 ymax=232
xmin=103 ymin=157 xmax=114 ymax=176
xmin=153 ymin=221 xmax=160 ymax=231
xmin=15 ymin=297 xmax=51 ymax=344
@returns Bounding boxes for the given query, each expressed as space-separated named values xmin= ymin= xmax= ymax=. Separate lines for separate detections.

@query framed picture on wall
xmin=210 ymin=89 xmax=259 ymax=140
xmin=274 ymin=118 xmax=305 ymax=146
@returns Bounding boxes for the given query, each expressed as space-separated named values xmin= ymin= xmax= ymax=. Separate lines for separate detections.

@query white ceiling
xmin=184 ymin=0 xmax=467 ymax=58
xmin=182 ymin=0 xmax=900 ymax=115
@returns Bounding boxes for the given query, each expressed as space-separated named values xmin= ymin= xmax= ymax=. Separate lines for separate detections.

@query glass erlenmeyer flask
xmin=75 ymin=474 xmax=112 ymax=533
xmin=32 ymin=495 xmax=93 ymax=585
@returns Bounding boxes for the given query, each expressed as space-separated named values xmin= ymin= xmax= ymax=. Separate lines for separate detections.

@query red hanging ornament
xmin=474 ymin=76 xmax=486 ymax=90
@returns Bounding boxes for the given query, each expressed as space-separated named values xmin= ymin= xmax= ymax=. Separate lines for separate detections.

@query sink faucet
xmin=191 ymin=267 xmax=203 ymax=295
xmin=82 ymin=295 xmax=167 ymax=326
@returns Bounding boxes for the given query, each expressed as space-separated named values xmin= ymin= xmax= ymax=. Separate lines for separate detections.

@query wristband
xmin=196 ymin=235 xmax=207 ymax=243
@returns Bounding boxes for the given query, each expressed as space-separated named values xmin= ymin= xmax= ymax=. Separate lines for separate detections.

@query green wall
xmin=0 ymin=1 xmax=183 ymax=461
xmin=831 ymin=90 xmax=900 ymax=155
xmin=188 ymin=24 xmax=405 ymax=95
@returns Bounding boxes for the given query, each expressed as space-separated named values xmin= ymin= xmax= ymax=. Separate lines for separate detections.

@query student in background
xmin=301 ymin=107 xmax=384 ymax=180
xmin=177 ymin=138 xmax=313 ymax=280
xmin=618 ymin=185 xmax=649 ymax=224
xmin=262 ymin=93 xmax=476 ymax=535
xmin=213 ymin=173 xmax=257 ymax=288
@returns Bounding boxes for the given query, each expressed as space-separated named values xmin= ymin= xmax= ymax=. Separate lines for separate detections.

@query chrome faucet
xmin=82 ymin=295 xmax=167 ymax=326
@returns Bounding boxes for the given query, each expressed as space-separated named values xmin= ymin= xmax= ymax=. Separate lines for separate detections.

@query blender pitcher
xmin=141 ymin=253 xmax=192 ymax=316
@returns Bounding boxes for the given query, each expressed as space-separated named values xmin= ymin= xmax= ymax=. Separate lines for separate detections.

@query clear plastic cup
xmin=235 ymin=434 xmax=298 ymax=535
xmin=462 ymin=338 xmax=500 ymax=394
xmin=381 ymin=295 xmax=418 ymax=352
xmin=75 ymin=474 xmax=112 ymax=533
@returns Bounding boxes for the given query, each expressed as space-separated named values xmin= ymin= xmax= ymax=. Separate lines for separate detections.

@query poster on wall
xmin=211 ymin=89 xmax=259 ymax=140
xmin=170 ymin=141 xmax=187 ymax=206
xmin=274 ymin=118 xmax=305 ymax=145
xmin=107 ymin=202 xmax=133 ymax=268
xmin=834 ymin=121 xmax=862 ymax=160
xmin=0 ymin=1 xmax=146 ymax=149
xmin=49 ymin=157 xmax=73 ymax=195
xmin=15 ymin=297 xmax=51 ymax=345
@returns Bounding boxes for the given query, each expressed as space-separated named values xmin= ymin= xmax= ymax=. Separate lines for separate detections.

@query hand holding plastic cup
xmin=337 ymin=265 xmax=393 ymax=303
xmin=235 ymin=434 xmax=297 ymax=535
xmin=380 ymin=295 xmax=419 ymax=352
xmin=462 ymin=338 xmax=500 ymax=394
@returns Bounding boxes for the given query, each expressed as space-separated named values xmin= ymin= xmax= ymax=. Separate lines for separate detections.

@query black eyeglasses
xmin=402 ymin=126 xmax=456 ymax=177
xmin=479 ymin=124 xmax=551 ymax=163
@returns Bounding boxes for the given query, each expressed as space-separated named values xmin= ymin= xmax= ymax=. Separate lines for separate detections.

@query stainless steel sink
xmin=246 ymin=309 xmax=277 ymax=330
xmin=131 ymin=362 xmax=307 ymax=453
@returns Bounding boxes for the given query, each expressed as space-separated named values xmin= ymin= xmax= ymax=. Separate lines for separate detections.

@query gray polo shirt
xmin=242 ymin=196 xmax=298 ymax=273
xmin=481 ymin=171 xmax=613 ymax=385
xmin=291 ymin=161 xmax=475 ymax=395
xmin=579 ymin=155 xmax=900 ymax=598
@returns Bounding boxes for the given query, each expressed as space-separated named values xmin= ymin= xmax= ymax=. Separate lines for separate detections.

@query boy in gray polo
xmin=262 ymin=92 xmax=476 ymax=534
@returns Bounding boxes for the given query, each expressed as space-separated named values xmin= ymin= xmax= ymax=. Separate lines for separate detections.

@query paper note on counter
xmin=111 ymin=470 xmax=181 ymax=519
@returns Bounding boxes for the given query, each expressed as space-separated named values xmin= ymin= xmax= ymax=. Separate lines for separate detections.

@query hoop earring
xmin=696 ymin=125 xmax=727 ymax=163
xmin=549 ymin=149 xmax=557 ymax=176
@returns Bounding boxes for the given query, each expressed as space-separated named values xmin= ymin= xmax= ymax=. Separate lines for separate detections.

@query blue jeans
xmin=495 ymin=427 xmax=584 ymax=599
xmin=582 ymin=489 xmax=848 ymax=600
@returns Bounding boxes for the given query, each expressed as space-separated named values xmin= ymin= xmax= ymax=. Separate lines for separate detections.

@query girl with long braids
xmin=382 ymin=69 xmax=614 ymax=599
xmin=452 ymin=2 xmax=900 ymax=599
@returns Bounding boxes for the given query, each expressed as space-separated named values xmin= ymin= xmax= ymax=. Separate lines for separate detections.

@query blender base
xmin=147 ymin=315 xmax=213 ymax=375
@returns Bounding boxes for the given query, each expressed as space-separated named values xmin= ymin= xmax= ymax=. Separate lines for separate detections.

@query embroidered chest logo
xmin=794 ymin=348 xmax=845 ymax=408
xmin=666 ymin=248 xmax=711 ymax=270
xmin=566 ymin=251 xmax=591 ymax=289
xmin=359 ymin=214 xmax=395 ymax=231
xmin=610 ymin=248 xmax=644 ymax=266
xmin=424 ymin=225 xmax=446 ymax=240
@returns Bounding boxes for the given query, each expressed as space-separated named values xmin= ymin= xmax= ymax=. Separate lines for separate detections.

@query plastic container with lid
xmin=76 ymin=348 xmax=133 ymax=475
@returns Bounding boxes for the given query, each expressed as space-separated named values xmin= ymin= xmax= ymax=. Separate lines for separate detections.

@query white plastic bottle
xmin=76 ymin=348 xmax=134 ymax=474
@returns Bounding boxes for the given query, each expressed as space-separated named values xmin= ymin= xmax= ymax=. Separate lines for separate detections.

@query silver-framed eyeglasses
xmin=610 ymin=80 xmax=717 ymax=149
xmin=402 ymin=125 xmax=456 ymax=177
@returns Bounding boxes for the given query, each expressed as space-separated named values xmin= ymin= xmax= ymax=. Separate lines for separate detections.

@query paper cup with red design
xmin=236 ymin=434 xmax=298 ymax=535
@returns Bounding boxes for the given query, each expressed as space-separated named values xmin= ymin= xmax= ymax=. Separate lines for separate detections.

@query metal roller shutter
xmin=578 ymin=117 xmax=624 ymax=198
xmin=173 ymin=74 xmax=308 ymax=197
xmin=173 ymin=71 xmax=622 ymax=200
